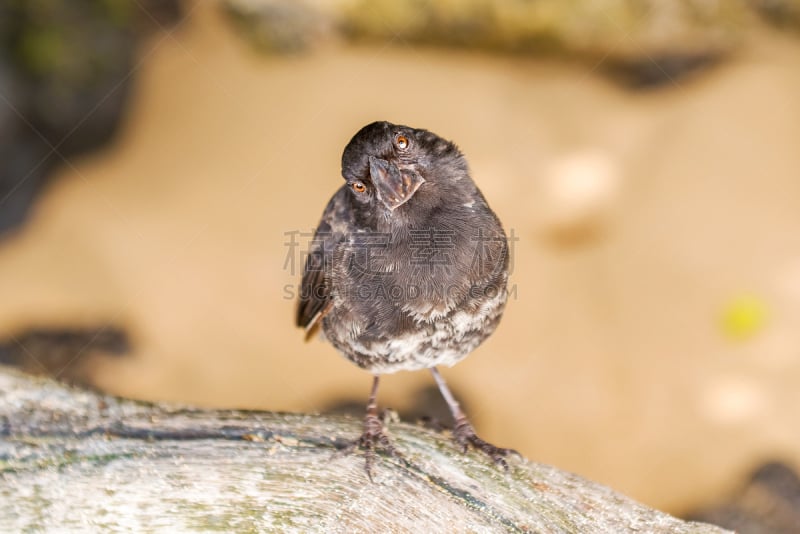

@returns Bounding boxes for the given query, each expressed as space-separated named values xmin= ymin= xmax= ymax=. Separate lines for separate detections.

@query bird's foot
xmin=452 ymin=417 xmax=518 ymax=470
xmin=338 ymin=411 xmax=403 ymax=480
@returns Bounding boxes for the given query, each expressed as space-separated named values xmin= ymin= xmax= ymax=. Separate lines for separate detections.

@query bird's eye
xmin=351 ymin=181 xmax=366 ymax=193
xmin=395 ymin=134 xmax=409 ymax=150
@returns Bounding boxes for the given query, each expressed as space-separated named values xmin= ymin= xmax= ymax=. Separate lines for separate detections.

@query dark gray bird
xmin=297 ymin=121 xmax=513 ymax=476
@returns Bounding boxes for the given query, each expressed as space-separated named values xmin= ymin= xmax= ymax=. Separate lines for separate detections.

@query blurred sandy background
xmin=2 ymin=0 xmax=800 ymax=518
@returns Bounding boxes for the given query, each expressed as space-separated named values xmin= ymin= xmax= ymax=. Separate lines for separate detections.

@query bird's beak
xmin=368 ymin=156 xmax=426 ymax=211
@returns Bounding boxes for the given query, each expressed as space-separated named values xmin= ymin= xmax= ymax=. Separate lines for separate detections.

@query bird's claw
xmin=453 ymin=419 xmax=518 ymax=470
xmin=336 ymin=412 xmax=403 ymax=480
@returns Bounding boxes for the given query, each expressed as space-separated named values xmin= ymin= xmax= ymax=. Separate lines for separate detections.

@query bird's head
xmin=340 ymin=121 xmax=470 ymax=220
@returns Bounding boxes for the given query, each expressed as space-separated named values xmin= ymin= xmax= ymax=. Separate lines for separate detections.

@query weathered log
xmin=0 ymin=366 xmax=727 ymax=533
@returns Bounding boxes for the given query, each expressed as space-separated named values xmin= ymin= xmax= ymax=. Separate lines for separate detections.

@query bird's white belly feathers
xmin=325 ymin=282 xmax=507 ymax=374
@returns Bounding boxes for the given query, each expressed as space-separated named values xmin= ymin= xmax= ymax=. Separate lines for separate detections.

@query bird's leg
xmin=353 ymin=375 xmax=400 ymax=479
xmin=430 ymin=367 xmax=517 ymax=469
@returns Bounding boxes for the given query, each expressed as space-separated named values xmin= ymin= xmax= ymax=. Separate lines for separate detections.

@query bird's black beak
xmin=368 ymin=156 xmax=425 ymax=211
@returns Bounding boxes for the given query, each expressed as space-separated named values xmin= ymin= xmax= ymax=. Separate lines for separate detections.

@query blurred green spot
xmin=95 ymin=0 xmax=133 ymax=27
xmin=721 ymin=295 xmax=768 ymax=341
xmin=18 ymin=28 xmax=64 ymax=75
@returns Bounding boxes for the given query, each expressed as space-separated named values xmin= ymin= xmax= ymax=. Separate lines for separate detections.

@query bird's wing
xmin=296 ymin=186 xmax=351 ymax=339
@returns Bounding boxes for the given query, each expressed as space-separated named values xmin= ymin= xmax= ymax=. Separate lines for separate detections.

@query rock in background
xmin=224 ymin=0 xmax=800 ymax=86
xmin=686 ymin=461 xmax=800 ymax=533
xmin=751 ymin=0 xmax=800 ymax=30
xmin=0 ymin=0 xmax=181 ymax=237
xmin=0 ymin=326 xmax=130 ymax=387
xmin=223 ymin=0 xmax=765 ymax=86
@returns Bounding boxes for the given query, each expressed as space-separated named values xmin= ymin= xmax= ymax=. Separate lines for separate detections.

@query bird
xmin=297 ymin=120 xmax=513 ymax=477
